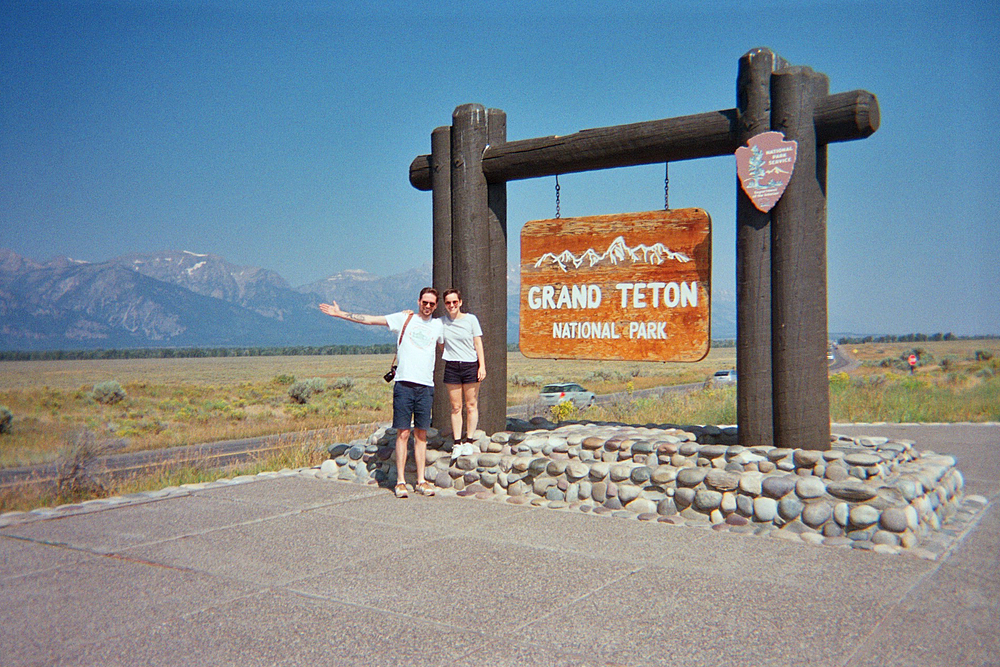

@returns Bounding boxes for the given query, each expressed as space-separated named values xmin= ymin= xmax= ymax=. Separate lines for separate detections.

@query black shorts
xmin=443 ymin=360 xmax=479 ymax=385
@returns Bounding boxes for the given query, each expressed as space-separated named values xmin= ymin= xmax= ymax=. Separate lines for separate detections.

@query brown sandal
xmin=394 ymin=483 xmax=409 ymax=498
xmin=415 ymin=481 xmax=436 ymax=497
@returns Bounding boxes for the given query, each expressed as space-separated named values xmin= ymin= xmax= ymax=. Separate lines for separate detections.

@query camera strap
xmin=391 ymin=313 xmax=414 ymax=367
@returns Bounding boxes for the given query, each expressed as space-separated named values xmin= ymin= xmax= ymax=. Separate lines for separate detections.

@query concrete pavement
xmin=1 ymin=423 xmax=997 ymax=666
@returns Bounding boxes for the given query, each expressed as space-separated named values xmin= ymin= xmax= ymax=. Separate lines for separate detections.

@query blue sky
xmin=2 ymin=0 xmax=998 ymax=335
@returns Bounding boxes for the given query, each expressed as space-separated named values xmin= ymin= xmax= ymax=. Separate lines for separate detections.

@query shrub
xmin=550 ymin=399 xmax=578 ymax=423
xmin=0 ymin=406 xmax=12 ymax=434
xmin=510 ymin=374 xmax=543 ymax=387
xmin=288 ymin=378 xmax=326 ymax=404
xmin=273 ymin=374 xmax=296 ymax=385
xmin=975 ymin=350 xmax=993 ymax=362
xmin=330 ymin=377 xmax=355 ymax=392
xmin=92 ymin=380 xmax=126 ymax=405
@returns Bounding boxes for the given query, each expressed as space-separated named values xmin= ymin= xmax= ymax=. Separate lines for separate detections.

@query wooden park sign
xmin=520 ymin=209 xmax=710 ymax=361
xmin=409 ymin=47 xmax=879 ymax=448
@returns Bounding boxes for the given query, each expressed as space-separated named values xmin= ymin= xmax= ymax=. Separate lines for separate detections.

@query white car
xmin=705 ymin=369 xmax=737 ymax=388
xmin=539 ymin=383 xmax=596 ymax=408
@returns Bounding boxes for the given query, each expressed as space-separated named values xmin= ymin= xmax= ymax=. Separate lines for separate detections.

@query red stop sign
xmin=908 ymin=354 xmax=917 ymax=365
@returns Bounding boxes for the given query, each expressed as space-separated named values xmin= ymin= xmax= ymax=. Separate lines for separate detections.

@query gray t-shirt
xmin=441 ymin=313 xmax=483 ymax=362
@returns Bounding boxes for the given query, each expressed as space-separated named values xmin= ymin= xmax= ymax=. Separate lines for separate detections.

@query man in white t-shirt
xmin=319 ymin=287 xmax=444 ymax=499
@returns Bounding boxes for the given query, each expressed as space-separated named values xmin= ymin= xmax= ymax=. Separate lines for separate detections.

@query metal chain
xmin=555 ymin=175 xmax=561 ymax=219
xmin=664 ymin=163 xmax=670 ymax=210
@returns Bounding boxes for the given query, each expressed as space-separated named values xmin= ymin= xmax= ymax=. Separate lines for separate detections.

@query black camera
xmin=383 ymin=366 xmax=397 ymax=383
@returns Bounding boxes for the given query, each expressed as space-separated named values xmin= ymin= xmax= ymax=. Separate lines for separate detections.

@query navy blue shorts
xmin=443 ymin=360 xmax=480 ymax=385
xmin=392 ymin=381 xmax=434 ymax=430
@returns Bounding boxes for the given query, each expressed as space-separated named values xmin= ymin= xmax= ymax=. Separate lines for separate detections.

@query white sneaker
xmin=463 ymin=441 xmax=478 ymax=456
xmin=451 ymin=443 xmax=462 ymax=461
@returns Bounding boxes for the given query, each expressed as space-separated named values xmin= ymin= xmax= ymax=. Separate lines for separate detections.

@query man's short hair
xmin=419 ymin=287 xmax=439 ymax=302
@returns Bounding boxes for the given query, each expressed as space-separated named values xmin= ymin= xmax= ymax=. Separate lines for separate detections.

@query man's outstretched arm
xmin=319 ymin=301 xmax=388 ymax=326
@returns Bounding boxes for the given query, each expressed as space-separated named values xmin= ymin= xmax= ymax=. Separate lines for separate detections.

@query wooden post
xmin=450 ymin=104 xmax=493 ymax=431
xmin=484 ymin=108 xmax=508 ymax=434
xmin=430 ymin=126 xmax=452 ymax=433
xmin=735 ymin=48 xmax=782 ymax=448
xmin=770 ymin=67 xmax=831 ymax=450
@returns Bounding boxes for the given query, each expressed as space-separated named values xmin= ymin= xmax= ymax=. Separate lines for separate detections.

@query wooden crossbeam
xmin=409 ymin=90 xmax=878 ymax=191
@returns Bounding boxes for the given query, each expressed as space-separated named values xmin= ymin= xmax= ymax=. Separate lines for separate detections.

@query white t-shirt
xmin=441 ymin=313 xmax=483 ymax=362
xmin=385 ymin=312 xmax=444 ymax=386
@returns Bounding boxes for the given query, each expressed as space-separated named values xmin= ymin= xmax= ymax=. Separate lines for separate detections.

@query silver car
xmin=705 ymin=369 xmax=737 ymax=388
xmin=539 ymin=382 xmax=596 ymax=408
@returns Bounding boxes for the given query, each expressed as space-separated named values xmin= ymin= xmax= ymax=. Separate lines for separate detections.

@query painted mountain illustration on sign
xmin=534 ymin=236 xmax=692 ymax=272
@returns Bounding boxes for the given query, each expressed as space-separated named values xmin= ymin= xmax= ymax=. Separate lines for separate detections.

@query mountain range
xmin=0 ymin=248 xmax=734 ymax=351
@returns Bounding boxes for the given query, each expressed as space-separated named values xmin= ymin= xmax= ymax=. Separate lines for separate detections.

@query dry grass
xmin=0 ymin=428 xmax=340 ymax=514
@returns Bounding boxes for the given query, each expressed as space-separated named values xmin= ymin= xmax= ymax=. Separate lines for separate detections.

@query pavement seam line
xmin=837 ymin=498 xmax=996 ymax=667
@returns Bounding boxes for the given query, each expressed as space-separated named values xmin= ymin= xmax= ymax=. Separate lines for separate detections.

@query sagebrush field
xmin=0 ymin=340 xmax=997 ymax=513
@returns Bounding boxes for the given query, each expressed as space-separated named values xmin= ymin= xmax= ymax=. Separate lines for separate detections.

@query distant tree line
xmin=836 ymin=333 xmax=998 ymax=345
xmin=0 ymin=344 xmax=397 ymax=361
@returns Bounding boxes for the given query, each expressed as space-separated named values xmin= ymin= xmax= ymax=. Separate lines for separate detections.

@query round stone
xmin=651 ymin=466 xmax=677 ymax=485
xmin=603 ymin=496 xmax=624 ymax=510
xmin=739 ymin=473 xmax=763 ymax=496
xmin=705 ymin=470 xmax=740 ymax=492
xmin=793 ymin=449 xmax=822 ymax=467
xmin=589 ymin=462 xmax=610 ymax=481
xmin=546 ymin=460 xmax=568 ymax=476
xmin=610 ymin=465 xmax=632 ymax=482
xmin=778 ymin=497 xmax=804 ymax=521
xmin=833 ymin=502 xmax=850 ymax=526
xmin=512 ymin=457 xmax=531 ymax=472
xmin=700 ymin=444 xmax=728 ymax=459
xmin=632 ymin=440 xmax=655 ymax=455
xmin=657 ymin=497 xmax=678 ymax=516
xmin=693 ymin=489 xmax=723 ymax=512
xmin=827 ymin=481 xmax=878 ymax=502
xmin=762 ymin=475 xmax=797 ymax=498
xmin=879 ymin=507 xmax=909 ymax=533
xmin=630 ymin=466 xmax=652 ymax=485
xmin=872 ymin=530 xmax=901 ymax=546
xmin=617 ymin=484 xmax=642 ymax=505
xmin=753 ymin=496 xmax=778 ymax=522
xmin=528 ymin=458 xmax=548 ymax=474
xmin=477 ymin=453 xmax=501 ymax=468
xmin=801 ymin=501 xmax=833 ymax=528
xmin=679 ymin=442 xmax=700 ymax=457
xmin=845 ymin=453 xmax=881 ymax=467
xmin=582 ymin=436 xmax=605 ymax=450
xmin=824 ymin=464 xmax=850 ymax=482
xmin=625 ymin=498 xmax=657 ymax=515
xmin=591 ymin=482 xmax=608 ymax=503
xmin=565 ymin=461 xmax=589 ymax=480
xmin=849 ymin=504 xmax=880 ymax=527
xmin=676 ymin=468 xmax=708 ymax=487
xmin=736 ymin=494 xmax=754 ymax=516
xmin=674 ymin=487 xmax=695 ymax=508
xmin=767 ymin=448 xmax=793 ymax=462
xmin=720 ymin=492 xmax=738 ymax=514
xmin=795 ymin=477 xmax=826 ymax=499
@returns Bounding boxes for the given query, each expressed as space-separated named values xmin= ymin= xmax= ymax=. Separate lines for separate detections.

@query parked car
xmin=704 ymin=369 xmax=737 ymax=389
xmin=539 ymin=382 xmax=596 ymax=408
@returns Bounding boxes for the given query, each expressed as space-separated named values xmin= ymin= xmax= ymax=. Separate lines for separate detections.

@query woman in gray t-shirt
xmin=441 ymin=289 xmax=486 ymax=459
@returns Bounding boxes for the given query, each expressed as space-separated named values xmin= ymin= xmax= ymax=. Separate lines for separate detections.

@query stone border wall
xmin=321 ymin=420 xmax=975 ymax=556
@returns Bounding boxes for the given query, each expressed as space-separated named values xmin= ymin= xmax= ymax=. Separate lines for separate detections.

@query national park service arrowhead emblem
xmin=735 ymin=131 xmax=798 ymax=213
